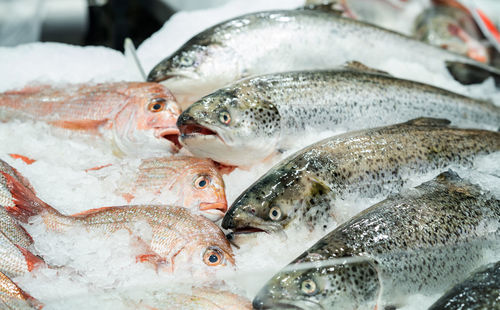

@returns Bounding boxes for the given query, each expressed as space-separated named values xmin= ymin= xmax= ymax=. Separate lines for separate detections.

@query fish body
xmin=0 ymin=160 xmax=32 ymax=248
xmin=118 ymin=156 xmax=227 ymax=221
xmin=222 ymin=118 xmax=500 ymax=234
xmin=177 ymin=68 xmax=500 ymax=166
xmin=0 ymin=231 xmax=42 ymax=277
xmin=0 ymin=82 xmax=182 ymax=155
xmin=428 ymin=261 xmax=500 ymax=310
xmin=0 ymin=271 xmax=41 ymax=309
xmin=253 ymin=171 xmax=500 ymax=309
xmin=3 ymin=172 xmax=234 ymax=272
xmin=414 ymin=4 xmax=489 ymax=63
xmin=147 ymin=9 xmax=500 ymax=106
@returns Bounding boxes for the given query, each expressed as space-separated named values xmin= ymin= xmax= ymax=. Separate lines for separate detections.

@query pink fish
xmin=0 ymin=82 xmax=182 ymax=155
xmin=0 ymin=271 xmax=43 ymax=309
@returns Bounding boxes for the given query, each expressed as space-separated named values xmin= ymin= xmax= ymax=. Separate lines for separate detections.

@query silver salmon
xmin=253 ymin=171 xmax=500 ymax=309
xmin=147 ymin=9 xmax=500 ymax=107
xmin=221 ymin=118 xmax=500 ymax=235
xmin=177 ymin=68 xmax=500 ymax=166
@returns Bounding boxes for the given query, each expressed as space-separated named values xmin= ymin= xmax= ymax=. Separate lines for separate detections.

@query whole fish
xmin=117 ymin=156 xmax=227 ymax=221
xmin=0 ymin=271 xmax=42 ymax=309
xmin=428 ymin=261 xmax=500 ymax=310
xmin=253 ymin=171 xmax=500 ymax=310
xmin=414 ymin=2 xmax=489 ymax=63
xmin=0 ymin=159 xmax=33 ymax=248
xmin=147 ymin=9 xmax=500 ymax=106
xmin=2 ymin=172 xmax=234 ymax=272
xmin=132 ymin=287 xmax=252 ymax=309
xmin=177 ymin=68 xmax=500 ymax=166
xmin=0 ymin=82 xmax=182 ymax=156
xmin=221 ymin=118 xmax=500 ymax=234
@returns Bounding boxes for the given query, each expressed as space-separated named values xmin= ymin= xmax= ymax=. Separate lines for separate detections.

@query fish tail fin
xmin=1 ymin=171 xmax=59 ymax=223
xmin=15 ymin=244 xmax=45 ymax=272
xmin=446 ymin=61 xmax=500 ymax=86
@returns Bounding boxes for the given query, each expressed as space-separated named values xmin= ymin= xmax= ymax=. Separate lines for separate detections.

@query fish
xmin=414 ymin=1 xmax=489 ymax=63
xmin=116 ymin=156 xmax=228 ymax=221
xmin=0 ymin=231 xmax=43 ymax=277
xmin=0 ymin=159 xmax=33 ymax=248
xmin=131 ymin=287 xmax=252 ymax=309
xmin=176 ymin=67 xmax=500 ymax=166
xmin=2 ymin=171 xmax=235 ymax=272
xmin=221 ymin=118 xmax=500 ymax=235
xmin=147 ymin=9 xmax=500 ymax=107
xmin=428 ymin=261 xmax=500 ymax=310
xmin=252 ymin=170 xmax=500 ymax=309
xmin=0 ymin=271 xmax=42 ymax=309
xmin=0 ymin=82 xmax=182 ymax=156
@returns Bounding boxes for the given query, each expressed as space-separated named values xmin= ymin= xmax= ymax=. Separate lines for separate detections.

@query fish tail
xmin=0 ymin=171 xmax=59 ymax=223
xmin=15 ymin=244 xmax=45 ymax=272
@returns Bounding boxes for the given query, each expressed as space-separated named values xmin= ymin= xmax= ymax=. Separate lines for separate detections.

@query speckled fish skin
xmin=147 ymin=9 xmax=500 ymax=106
xmin=120 ymin=156 xmax=227 ymax=221
xmin=0 ymin=271 xmax=41 ymax=310
xmin=134 ymin=287 xmax=252 ymax=309
xmin=177 ymin=69 xmax=500 ymax=166
xmin=252 ymin=171 xmax=500 ymax=310
xmin=2 ymin=174 xmax=234 ymax=271
xmin=221 ymin=118 xmax=500 ymax=234
xmin=0 ymin=160 xmax=32 ymax=248
xmin=428 ymin=261 xmax=500 ymax=310
xmin=0 ymin=82 xmax=182 ymax=155
xmin=414 ymin=5 xmax=488 ymax=63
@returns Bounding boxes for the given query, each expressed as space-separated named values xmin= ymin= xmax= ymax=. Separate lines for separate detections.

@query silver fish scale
xmin=255 ymin=172 xmax=500 ymax=309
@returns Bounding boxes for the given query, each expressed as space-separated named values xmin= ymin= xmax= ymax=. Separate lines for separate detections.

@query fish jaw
xmin=199 ymin=202 xmax=227 ymax=222
xmin=222 ymin=206 xmax=284 ymax=234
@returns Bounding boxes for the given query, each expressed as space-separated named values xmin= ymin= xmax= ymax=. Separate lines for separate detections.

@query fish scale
xmin=178 ymin=69 xmax=500 ymax=166
xmin=253 ymin=171 xmax=500 ymax=309
xmin=222 ymin=118 xmax=500 ymax=234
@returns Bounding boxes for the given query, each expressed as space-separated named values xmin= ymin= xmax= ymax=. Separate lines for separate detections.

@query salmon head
xmin=112 ymin=82 xmax=182 ymax=156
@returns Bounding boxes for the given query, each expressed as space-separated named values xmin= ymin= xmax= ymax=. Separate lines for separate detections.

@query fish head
xmin=222 ymin=161 xmax=331 ymax=234
xmin=147 ymin=43 xmax=241 ymax=101
xmin=253 ymin=252 xmax=380 ymax=310
xmin=180 ymin=158 xmax=228 ymax=221
xmin=177 ymin=87 xmax=282 ymax=166
xmin=112 ymin=83 xmax=182 ymax=155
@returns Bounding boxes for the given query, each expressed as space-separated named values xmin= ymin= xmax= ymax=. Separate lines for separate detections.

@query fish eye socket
xmin=269 ymin=206 xmax=282 ymax=221
xmin=203 ymin=247 xmax=223 ymax=266
xmin=194 ymin=175 xmax=210 ymax=189
xmin=148 ymin=98 xmax=166 ymax=112
xmin=301 ymin=279 xmax=317 ymax=295
xmin=219 ymin=111 xmax=231 ymax=125
xmin=179 ymin=54 xmax=194 ymax=67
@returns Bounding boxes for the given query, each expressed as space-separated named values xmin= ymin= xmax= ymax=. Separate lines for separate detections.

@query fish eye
xmin=148 ymin=98 xmax=166 ymax=112
xmin=203 ymin=247 xmax=224 ymax=266
xmin=194 ymin=175 xmax=210 ymax=189
xmin=179 ymin=54 xmax=194 ymax=67
xmin=269 ymin=206 xmax=282 ymax=221
xmin=300 ymin=279 xmax=317 ymax=295
xmin=219 ymin=111 xmax=231 ymax=125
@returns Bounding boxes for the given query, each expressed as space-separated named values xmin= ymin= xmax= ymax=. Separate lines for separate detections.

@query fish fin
xmin=121 ymin=193 xmax=135 ymax=203
xmin=48 ymin=119 xmax=108 ymax=131
xmin=84 ymin=163 xmax=113 ymax=172
xmin=0 ymin=171 xmax=57 ymax=223
xmin=436 ymin=169 xmax=462 ymax=182
xmin=213 ymin=161 xmax=236 ymax=175
xmin=15 ymin=245 xmax=45 ymax=272
xmin=2 ymin=160 xmax=36 ymax=194
xmin=3 ymin=85 xmax=48 ymax=96
xmin=342 ymin=61 xmax=392 ymax=76
xmin=445 ymin=60 xmax=500 ymax=86
xmin=71 ymin=206 xmax=115 ymax=217
xmin=300 ymin=4 xmax=344 ymax=16
xmin=8 ymin=154 xmax=36 ymax=165
xmin=405 ymin=117 xmax=451 ymax=127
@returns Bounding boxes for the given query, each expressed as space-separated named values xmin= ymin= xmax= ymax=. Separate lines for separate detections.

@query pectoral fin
xmin=49 ymin=119 xmax=108 ymax=131
xmin=343 ymin=61 xmax=392 ymax=76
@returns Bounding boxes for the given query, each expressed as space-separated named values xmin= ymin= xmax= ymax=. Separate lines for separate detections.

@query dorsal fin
xmin=405 ymin=117 xmax=451 ymax=127
xmin=342 ymin=61 xmax=391 ymax=76
xmin=436 ymin=169 xmax=462 ymax=182
xmin=299 ymin=3 xmax=344 ymax=16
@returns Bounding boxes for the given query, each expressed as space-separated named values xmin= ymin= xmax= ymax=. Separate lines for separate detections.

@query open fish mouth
xmin=155 ymin=128 xmax=182 ymax=150
xmin=178 ymin=124 xmax=225 ymax=143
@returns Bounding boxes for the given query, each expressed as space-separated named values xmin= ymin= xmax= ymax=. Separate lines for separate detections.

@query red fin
xmin=84 ymin=163 xmax=112 ymax=172
xmin=15 ymin=245 xmax=44 ymax=272
xmin=477 ymin=9 xmax=500 ymax=43
xmin=48 ymin=119 xmax=108 ymax=131
xmin=71 ymin=206 xmax=113 ymax=217
xmin=8 ymin=154 xmax=36 ymax=165
xmin=213 ymin=161 xmax=236 ymax=175
xmin=122 ymin=193 xmax=135 ymax=203
xmin=0 ymin=171 xmax=56 ymax=223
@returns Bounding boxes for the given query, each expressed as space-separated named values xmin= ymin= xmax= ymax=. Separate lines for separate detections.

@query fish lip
xmin=155 ymin=128 xmax=182 ymax=150
xmin=253 ymin=298 xmax=324 ymax=310
xmin=199 ymin=202 xmax=227 ymax=213
xmin=226 ymin=211 xmax=284 ymax=234
xmin=178 ymin=123 xmax=226 ymax=145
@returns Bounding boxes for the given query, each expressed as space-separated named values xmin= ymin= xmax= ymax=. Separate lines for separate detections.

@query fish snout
xmin=221 ymin=206 xmax=237 ymax=229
